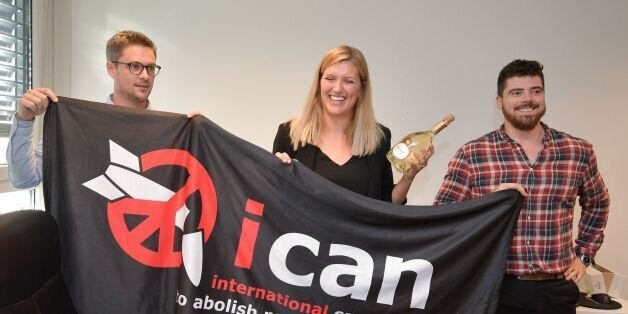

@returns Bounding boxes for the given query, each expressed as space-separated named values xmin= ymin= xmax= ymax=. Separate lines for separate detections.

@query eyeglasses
xmin=111 ymin=61 xmax=162 ymax=77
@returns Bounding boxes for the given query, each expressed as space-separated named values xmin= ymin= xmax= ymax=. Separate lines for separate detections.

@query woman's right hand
xmin=275 ymin=152 xmax=292 ymax=164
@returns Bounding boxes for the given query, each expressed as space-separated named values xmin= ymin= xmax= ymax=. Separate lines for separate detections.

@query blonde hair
xmin=106 ymin=30 xmax=157 ymax=61
xmin=289 ymin=45 xmax=383 ymax=156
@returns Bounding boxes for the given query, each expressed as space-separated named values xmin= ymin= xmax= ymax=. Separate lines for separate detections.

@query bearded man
xmin=434 ymin=59 xmax=610 ymax=314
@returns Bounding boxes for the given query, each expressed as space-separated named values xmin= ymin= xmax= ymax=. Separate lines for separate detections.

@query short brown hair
xmin=497 ymin=59 xmax=544 ymax=96
xmin=106 ymin=30 xmax=157 ymax=61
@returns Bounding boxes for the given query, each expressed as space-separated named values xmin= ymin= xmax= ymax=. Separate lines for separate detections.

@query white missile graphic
xmin=83 ymin=140 xmax=203 ymax=286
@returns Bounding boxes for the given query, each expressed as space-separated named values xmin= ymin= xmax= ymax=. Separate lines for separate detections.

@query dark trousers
xmin=495 ymin=275 xmax=580 ymax=314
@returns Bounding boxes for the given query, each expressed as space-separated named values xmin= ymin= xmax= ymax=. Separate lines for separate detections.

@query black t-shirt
xmin=312 ymin=147 xmax=369 ymax=196
xmin=273 ymin=122 xmax=394 ymax=202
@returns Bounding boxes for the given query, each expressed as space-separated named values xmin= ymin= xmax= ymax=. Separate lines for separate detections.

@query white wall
xmin=53 ymin=0 xmax=628 ymax=296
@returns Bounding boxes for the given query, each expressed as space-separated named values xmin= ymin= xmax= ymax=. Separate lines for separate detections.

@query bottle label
xmin=391 ymin=143 xmax=410 ymax=159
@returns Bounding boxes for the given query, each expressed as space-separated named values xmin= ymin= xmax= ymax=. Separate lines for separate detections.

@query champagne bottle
xmin=387 ymin=114 xmax=455 ymax=172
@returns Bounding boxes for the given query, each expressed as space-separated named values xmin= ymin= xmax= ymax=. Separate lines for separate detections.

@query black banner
xmin=43 ymin=98 xmax=521 ymax=314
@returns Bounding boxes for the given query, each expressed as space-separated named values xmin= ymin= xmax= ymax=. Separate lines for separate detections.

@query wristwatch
xmin=579 ymin=254 xmax=593 ymax=267
xmin=575 ymin=246 xmax=594 ymax=267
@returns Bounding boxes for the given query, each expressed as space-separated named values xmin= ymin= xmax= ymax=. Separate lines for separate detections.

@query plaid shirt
xmin=434 ymin=123 xmax=609 ymax=275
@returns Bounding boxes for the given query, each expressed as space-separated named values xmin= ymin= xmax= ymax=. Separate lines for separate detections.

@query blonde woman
xmin=273 ymin=45 xmax=431 ymax=204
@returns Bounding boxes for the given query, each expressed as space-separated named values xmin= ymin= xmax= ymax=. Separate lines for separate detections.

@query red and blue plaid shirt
xmin=434 ymin=123 xmax=609 ymax=275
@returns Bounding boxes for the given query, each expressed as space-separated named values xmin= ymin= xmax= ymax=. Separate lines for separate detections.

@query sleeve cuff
xmin=11 ymin=114 xmax=35 ymax=133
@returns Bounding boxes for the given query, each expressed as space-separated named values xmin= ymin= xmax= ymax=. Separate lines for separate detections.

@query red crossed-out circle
xmin=107 ymin=149 xmax=217 ymax=268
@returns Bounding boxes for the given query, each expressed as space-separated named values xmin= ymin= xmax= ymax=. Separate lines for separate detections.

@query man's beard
xmin=502 ymin=103 xmax=546 ymax=131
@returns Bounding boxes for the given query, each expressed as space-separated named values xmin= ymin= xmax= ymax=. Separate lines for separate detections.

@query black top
xmin=313 ymin=148 xmax=370 ymax=196
xmin=272 ymin=122 xmax=394 ymax=202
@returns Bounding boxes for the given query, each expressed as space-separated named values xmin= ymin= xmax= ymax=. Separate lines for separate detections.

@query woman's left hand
xmin=403 ymin=144 xmax=434 ymax=179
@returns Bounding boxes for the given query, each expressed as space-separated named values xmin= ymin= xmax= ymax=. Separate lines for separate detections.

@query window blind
xmin=0 ymin=0 xmax=30 ymax=137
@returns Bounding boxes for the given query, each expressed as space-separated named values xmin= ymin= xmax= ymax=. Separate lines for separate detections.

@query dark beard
xmin=502 ymin=106 xmax=545 ymax=131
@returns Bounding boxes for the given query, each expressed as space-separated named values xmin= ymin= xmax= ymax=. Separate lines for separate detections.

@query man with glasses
xmin=6 ymin=30 xmax=163 ymax=189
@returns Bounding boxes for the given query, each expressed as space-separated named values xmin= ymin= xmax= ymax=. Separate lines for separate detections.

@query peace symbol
xmin=107 ymin=149 xmax=217 ymax=267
